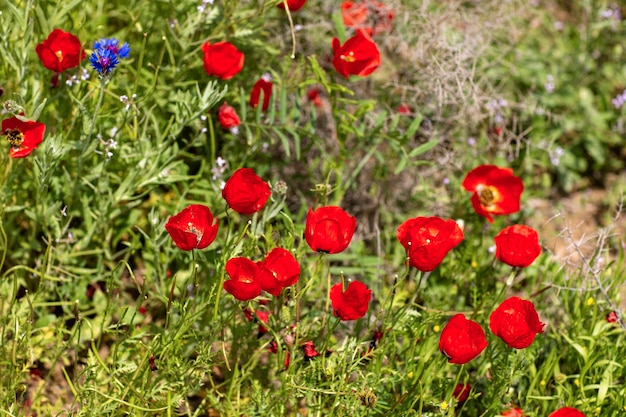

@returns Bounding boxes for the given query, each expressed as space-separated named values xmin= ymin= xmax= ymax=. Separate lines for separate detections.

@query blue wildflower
xmin=93 ymin=38 xmax=131 ymax=59
xmin=90 ymin=48 xmax=119 ymax=76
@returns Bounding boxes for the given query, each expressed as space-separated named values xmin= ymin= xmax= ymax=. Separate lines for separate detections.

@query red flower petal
xmin=202 ymin=41 xmax=244 ymax=80
xmin=462 ymin=165 xmax=524 ymax=223
xmin=302 ymin=341 xmax=320 ymax=359
xmin=217 ymin=102 xmax=240 ymax=129
xmin=502 ymin=407 xmax=525 ymax=417
xmin=36 ymin=29 xmax=85 ymax=73
xmin=452 ymin=384 xmax=471 ymax=402
xmin=548 ymin=407 xmax=585 ymax=417
xmin=249 ymin=78 xmax=273 ymax=111
xmin=164 ymin=204 xmax=219 ymax=251
xmin=396 ymin=217 xmax=464 ymax=272
xmin=277 ymin=0 xmax=307 ymax=11
xmin=494 ymin=225 xmax=541 ymax=268
xmin=2 ymin=116 xmax=46 ymax=158
xmin=341 ymin=1 xmax=394 ymax=35
xmin=222 ymin=168 xmax=271 ymax=215
xmin=332 ymin=31 xmax=381 ymax=78
xmin=305 ymin=206 xmax=357 ymax=254
xmin=258 ymin=248 xmax=300 ymax=296
xmin=489 ymin=297 xmax=545 ymax=349
xmin=330 ymin=280 xmax=372 ymax=321
xmin=224 ymin=257 xmax=262 ymax=301
xmin=439 ymin=314 xmax=488 ymax=364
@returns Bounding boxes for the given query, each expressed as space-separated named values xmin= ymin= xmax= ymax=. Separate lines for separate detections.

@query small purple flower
xmin=545 ymin=75 xmax=555 ymax=93
xmin=612 ymin=90 xmax=626 ymax=109
xmin=549 ymin=146 xmax=564 ymax=166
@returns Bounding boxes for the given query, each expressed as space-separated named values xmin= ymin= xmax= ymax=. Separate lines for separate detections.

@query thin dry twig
xmin=555 ymin=205 xmax=626 ymax=329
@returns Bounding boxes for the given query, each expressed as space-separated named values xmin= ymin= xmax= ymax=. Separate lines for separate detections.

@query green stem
xmin=318 ymin=253 xmax=330 ymax=332
xmin=212 ymin=218 xmax=250 ymax=321
xmin=71 ymin=77 xmax=107 ymax=206
xmin=207 ymin=110 xmax=216 ymax=166
xmin=282 ymin=0 xmax=297 ymax=59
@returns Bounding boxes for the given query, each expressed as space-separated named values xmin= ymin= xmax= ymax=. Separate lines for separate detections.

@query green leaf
xmin=307 ymin=55 xmax=331 ymax=94
xmin=405 ymin=113 xmax=424 ymax=140
xmin=408 ymin=139 xmax=439 ymax=158
xmin=331 ymin=10 xmax=347 ymax=44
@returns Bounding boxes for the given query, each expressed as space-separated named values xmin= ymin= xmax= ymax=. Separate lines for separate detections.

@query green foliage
xmin=0 ymin=0 xmax=625 ymax=416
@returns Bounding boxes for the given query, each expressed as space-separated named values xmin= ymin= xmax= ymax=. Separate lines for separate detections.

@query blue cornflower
xmin=93 ymin=38 xmax=131 ymax=59
xmin=90 ymin=48 xmax=119 ymax=76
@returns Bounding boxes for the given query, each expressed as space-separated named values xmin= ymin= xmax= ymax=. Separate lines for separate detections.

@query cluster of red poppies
xmin=164 ymin=167 xmax=372 ymax=321
xmin=7 ymin=6 xmax=588 ymax=415
xmin=463 ymin=165 xmax=542 ymax=268
xmin=3 ymin=28 xmax=121 ymax=158
xmin=164 ymin=164 xmax=545 ymax=337
xmin=160 ymin=161 xmax=584 ymax=414
xmin=3 ymin=2 xmax=390 ymax=158
xmin=1 ymin=28 xmax=83 ymax=158
xmin=438 ymin=165 xmax=538 ymax=414
xmin=204 ymin=0 xmax=389 ymax=132
xmin=439 ymin=296 xmax=545 ymax=365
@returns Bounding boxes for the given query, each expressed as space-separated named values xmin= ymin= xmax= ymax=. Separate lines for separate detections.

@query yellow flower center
xmin=477 ymin=185 xmax=498 ymax=207
xmin=5 ymin=129 xmax=24 ymax=148
xmin=340 ymin=51 xmax=356 ymax=63
xmin=55 ymin=50 xmax=64 ymax=62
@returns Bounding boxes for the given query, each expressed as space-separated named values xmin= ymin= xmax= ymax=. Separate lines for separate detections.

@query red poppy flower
xmin=462 ymin=165 xmax=524 ymax=223
xmin=341 ymin=1 xmax=368 ymax=27
xmin=258 ymin=248 xmax=301 ymax=296
xmin=494 ymin=225 xmax=541 ymax=268
xmin=305 ymin=206 xmax=357 ymax=254
xmin=397 ymin=104 xmax=412 ymax=115
xmin=249 ymin=78 xmax=273 ymax=111
xmin=330 ymin=280 xmax=372 ymax=321
xmin=332 ymin=30 xmax=381 ymax=78
xmin=36 ymin=29 xmax=85 ymax=73
xmin=489 ymin=297 xmax=545 ymax=349
xmin=606 ymin=311 xmax=618 ymax=323
xmin=243 ymin=308 xmax=270 ymax=334
xmin=396 ymin=217 xmax=464 ymax=272
xmin=222 ymin=168 xmax=272 ymax=215
xmin=548 ymin=408 xmax=585 ymax=417
xmin=439 ymin=314 xmax=488 ymax=364
xmin=277 ymin=0 xmax=307 ymax=11
xmin=255 ymin=310 xmax=270 ymax=334
xmin=341 ymin=1 xmax=394 ymax=36
xmin=452 ymin=384 xmax=471 ymax=402
xmin=201 ymin=41 xmax=244 ymax=80
xmin=308 ymin=88 xmax=323 ymax=107
xmin=2 ymin=116 xmax=46 ymax=158
xmin=502 ymin=407 xmax=525 ymax=417
xmin=223 ymin=257 xmax=262 ymax=301
xmin=165 ymin=204 xmax=219 ymax=251
xmin=217 ymin=102 xmax=240 ymax=129
xmin=303 ymin=341 xmax=321 ymax=359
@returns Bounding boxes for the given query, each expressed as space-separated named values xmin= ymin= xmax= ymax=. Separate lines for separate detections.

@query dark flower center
xmin=5 ymin=129 xmax=24 ymax=148
xmin=478 ymin=186 xmax=498 ymax=206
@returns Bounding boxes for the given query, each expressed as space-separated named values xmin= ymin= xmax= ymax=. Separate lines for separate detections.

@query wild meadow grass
xmin=1 ymin=0 xmax=625 ymax=416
